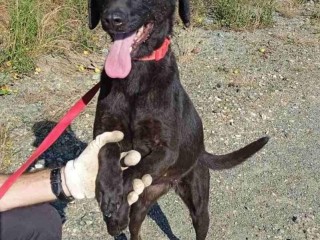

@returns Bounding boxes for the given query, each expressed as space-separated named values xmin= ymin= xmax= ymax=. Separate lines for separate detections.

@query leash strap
xmin=0 ymin=82 xmax=100 ymax=200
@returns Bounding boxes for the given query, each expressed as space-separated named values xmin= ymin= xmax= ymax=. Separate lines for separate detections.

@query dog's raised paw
xmin=96 ymin=174 xmax=123 ymax=218
xmin=104 ymin=200 xmax=130 ymax=236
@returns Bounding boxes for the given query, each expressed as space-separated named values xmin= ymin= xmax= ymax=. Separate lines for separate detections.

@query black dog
xmin=89 ymin=0 xmax=269 ymax=239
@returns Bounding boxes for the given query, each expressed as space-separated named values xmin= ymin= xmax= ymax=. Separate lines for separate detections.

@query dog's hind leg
xmin=175 ymin=164 xmax=210 ymax=240
xmin=129 ymin=183 xmax=171 ymax=240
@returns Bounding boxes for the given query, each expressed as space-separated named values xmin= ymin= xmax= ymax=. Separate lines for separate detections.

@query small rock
xmin=215 ymin=96 xmax=222 ymax=102
xmin=85 ymin=220 xmax=93 ymax=225
xmin=92 ymin=74 xmax=100 ymax=80
xmin=250 ymin=112 xmax=257 ymax=117
xmin=204 ymin=18 xmax=214 ymax=25
xmin=260 ymin=113 xmax=267 ymax=121
xmin=101 ymin=49 xmax=108 ymax=54
xmin=191 ymin=47 xmax=201 ymax=54
xmin=292 ymin=215 xmax=298 ymax=223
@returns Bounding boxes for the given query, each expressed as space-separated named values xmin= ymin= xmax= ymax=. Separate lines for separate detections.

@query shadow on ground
xmin=32 ymin=120 xmax=87 ymax=223
xmin=115 ymin=203 xmax=179 ymax=240
xmin=32 ymin=120 xmax=87 ymax=168
xmin=32 ymin=121 xmax=178 ymax=238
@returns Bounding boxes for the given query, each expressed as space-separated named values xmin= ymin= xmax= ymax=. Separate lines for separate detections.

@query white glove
xmin=127 ymin=174 xmax=153 ymax=205
xmin=63 ymin=131 xmax=142 ymax=199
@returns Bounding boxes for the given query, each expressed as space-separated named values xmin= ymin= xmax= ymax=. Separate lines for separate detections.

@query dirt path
xmin=1 ymin=10 xmax=319 ymax=240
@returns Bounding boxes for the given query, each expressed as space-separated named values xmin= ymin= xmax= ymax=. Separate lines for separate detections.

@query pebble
xmin=92 ymin=74 xmax=100 ymax=80
xmin=86 ymin=220 xmax=93 ymax=225
xmin=292 ymin=215 xmax=298 ymax=223
xmin=101 ymin=48 xmax=108 ymax=54
xmin=260 ymin=113 xmax=267 ymax=121
xmin=250 ymin=112 xmax=257 ymax=117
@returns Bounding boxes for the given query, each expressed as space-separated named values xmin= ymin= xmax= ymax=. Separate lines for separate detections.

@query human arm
xmin=0 ymin=168 xmax=69 ymax=212
xmin=0 ymin=131 xmax=149 ymax=212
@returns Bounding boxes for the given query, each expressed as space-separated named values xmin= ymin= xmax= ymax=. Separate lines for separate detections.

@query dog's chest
xmin=100 ymin=79 xmax=178 ymax=152
xmin=129 ymin=96 xmax=172 ymax=150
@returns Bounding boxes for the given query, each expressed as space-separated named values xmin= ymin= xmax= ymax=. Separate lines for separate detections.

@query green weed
xmin=192 ymin=0 xmax=275 ymax=29
xmin=0 ymin=0 xmax=310 ymax=73
xmin=0 ymin=124 xmax=13 ymax=172
xmin=311 ymin=4 xmax=320 ymax=20
xmin=5 ymin=0 xmax=40 ymax=72
xmin=0 ymin=0 xmax=99 ymax=73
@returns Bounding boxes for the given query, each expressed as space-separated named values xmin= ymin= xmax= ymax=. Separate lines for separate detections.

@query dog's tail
xmin=199 ymin=136 xmax=269 ymax=170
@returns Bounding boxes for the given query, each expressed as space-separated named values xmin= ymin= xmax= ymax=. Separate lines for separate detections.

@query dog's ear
xmin=88 ymin=0 xmax=100 ymax=29
xmin=178 ymin=0 xmax=191 ymax=27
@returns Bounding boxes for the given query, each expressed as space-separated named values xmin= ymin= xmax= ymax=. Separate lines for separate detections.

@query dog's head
xmin=88 ymin=0 xmax=190 ymax=78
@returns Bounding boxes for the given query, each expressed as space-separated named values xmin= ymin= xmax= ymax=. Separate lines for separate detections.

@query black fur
xmin=90 ymin=0 xmax=269 ymax=239
xmin=178 ymin=0 xmax=191 ymax=27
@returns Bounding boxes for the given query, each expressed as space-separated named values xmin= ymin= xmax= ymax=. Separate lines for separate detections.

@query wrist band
xmin=50 ymin=168 xmax=75 ymax=202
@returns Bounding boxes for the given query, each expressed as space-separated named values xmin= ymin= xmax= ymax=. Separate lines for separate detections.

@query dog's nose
xmin=105 ymin=11 xmax=127 ymax=28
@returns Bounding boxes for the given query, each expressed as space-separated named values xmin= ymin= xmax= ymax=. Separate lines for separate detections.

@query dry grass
xmin=0 ymin=2 xmax=10 ymax=64
xmin=272 ymin=31 xmax=320 ymax=46
xmin=275 ymin=0 xmax=305 ymax=18
xmin=0 ymin=0 xmax=313 ymax=73
xmin=174 ymin=28 xmax=205 ymax=63
xmin=310 ymin=3 xmax=320 ymax=22
xmin=191 ymin=0 xmax=275 ymax=30
xmin=0 ymin=124 xmax=13 ymax=172
xmin=0 ymin=0 xmax=100 ymax=73
xmin=0 ymin=3 xmax=9 ymax=36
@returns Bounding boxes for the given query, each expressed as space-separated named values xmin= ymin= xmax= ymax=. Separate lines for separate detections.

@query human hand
xmin=63 ymin=131 xmax=147 ymax=200
xmin=127 ymin=174 xmax=152 ymax=205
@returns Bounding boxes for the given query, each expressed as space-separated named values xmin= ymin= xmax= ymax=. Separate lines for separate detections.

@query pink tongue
xmin=105 ymin=33 xmax=136 ymax=79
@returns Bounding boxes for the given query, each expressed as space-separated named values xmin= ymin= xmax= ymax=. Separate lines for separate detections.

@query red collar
xmin=137 ymin=38 xmax=171 ymax=61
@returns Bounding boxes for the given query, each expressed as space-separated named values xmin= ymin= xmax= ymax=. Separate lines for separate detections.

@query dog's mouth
xmin=131 ymin=23 xmax=154 ymax=51
xmin=105 ymin=23 xmax=154 ymax=79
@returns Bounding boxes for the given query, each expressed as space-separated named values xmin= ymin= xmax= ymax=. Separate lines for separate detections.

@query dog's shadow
xmin=32 ymin=120 xmax=87 ymax=169
xmin=147 ymin=203 xmax=180 ymax=240
xmin=32 ymin=120 xmax=179 ymax=239
xmin=115 ymin=203 xmax=179 ymax=240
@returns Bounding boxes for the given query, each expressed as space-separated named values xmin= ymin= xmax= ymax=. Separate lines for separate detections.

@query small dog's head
xmin=88 ymin=0 xmax=190 ymax=78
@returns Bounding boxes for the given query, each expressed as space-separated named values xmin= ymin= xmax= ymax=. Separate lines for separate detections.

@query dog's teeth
xmin=137 ymin=26 xmax=144 ymax=38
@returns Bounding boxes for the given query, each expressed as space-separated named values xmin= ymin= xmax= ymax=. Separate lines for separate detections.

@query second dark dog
xmin=89 ymin=0 xmax=269 ymax=239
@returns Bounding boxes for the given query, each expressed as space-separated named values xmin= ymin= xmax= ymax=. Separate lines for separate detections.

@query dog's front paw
xmin=96 ymin=172 xmax=123 ymax=218
xmin=103 ymin=201 xmax=130 ymax=236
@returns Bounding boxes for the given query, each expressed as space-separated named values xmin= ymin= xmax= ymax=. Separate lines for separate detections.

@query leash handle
xmin=0 ymin=82 xmax=100 ymax=200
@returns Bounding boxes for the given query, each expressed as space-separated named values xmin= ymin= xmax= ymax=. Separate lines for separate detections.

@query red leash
xmin=0 ymin=82 xmax=100 ymax=200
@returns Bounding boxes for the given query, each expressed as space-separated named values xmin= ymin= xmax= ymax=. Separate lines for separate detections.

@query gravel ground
xmin=1 ymin=7 xmax=320 ymax=240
